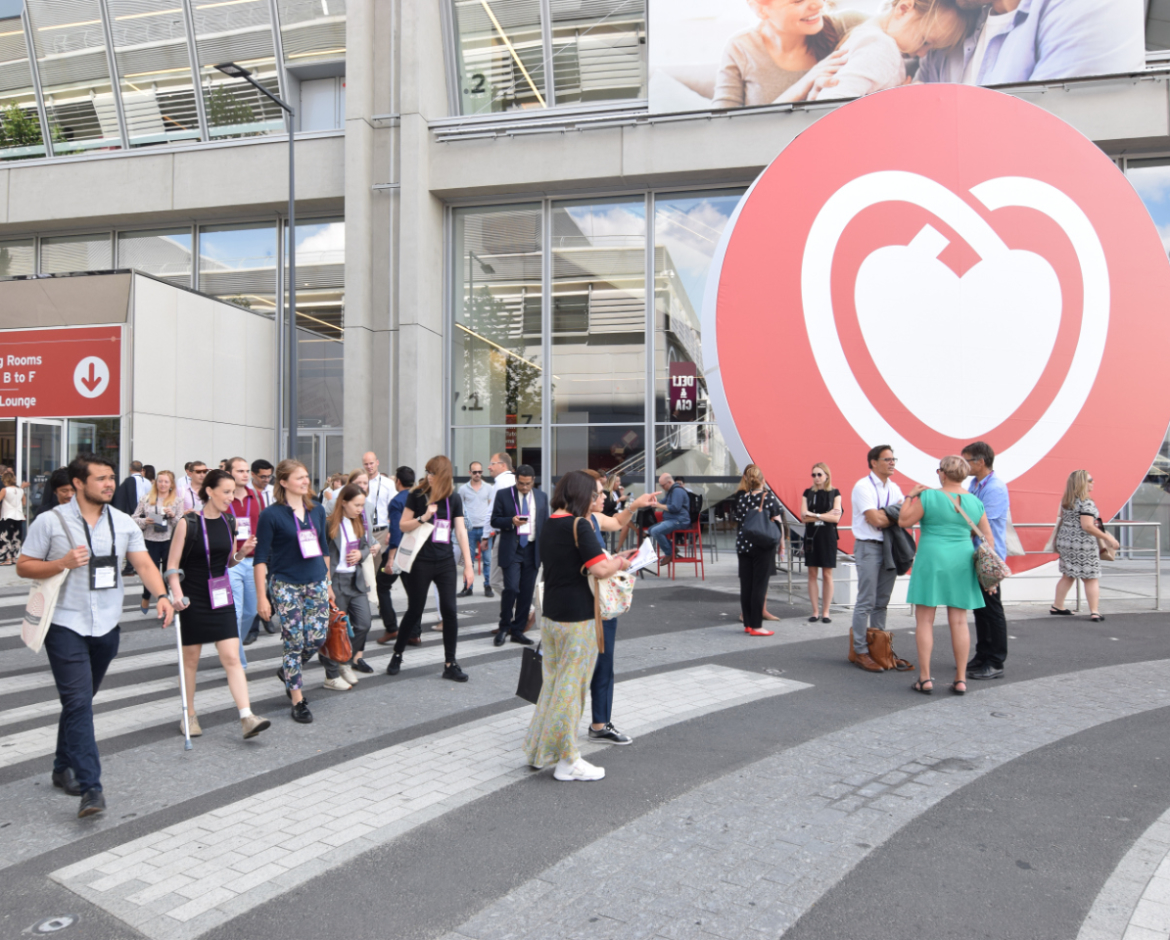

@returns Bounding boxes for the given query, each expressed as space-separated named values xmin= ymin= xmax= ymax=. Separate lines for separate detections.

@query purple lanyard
xmin=200 ymin=511 xmax=232 ymax=575
xmin=869 ymin=474 xmax=890 ymax=509
xmin=294 ymin=508 xmax=318 ymax=539
xmin=970 ymin=472 xmax=993 ymax=499
xmin=511 ymin=488 xmax=527 ymax=516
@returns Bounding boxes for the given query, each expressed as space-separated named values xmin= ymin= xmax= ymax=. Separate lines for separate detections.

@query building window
xmin=24 ymin=0 xmax=124 ymax=155
xmin=288 ymin=218 xmax=344 ymax=429
xmin=118 ymin=228 xmax=194 ymax=286
xmin=276 ymin=0 xmax=347 ymax=66
xmin=449 ymin=187 xmax=743 ymax=506
xmin=449 ymin=0 xmax=645 ymax=115
xmin=0 ymin=6 xmax=48 ymax=159
xmin=40 ymin=233 xmax=113 ymax=273
xmin=0 ymin=239 xmax=36 ymax=279
xmin=197 ymin=222 xmax=278 ymax=315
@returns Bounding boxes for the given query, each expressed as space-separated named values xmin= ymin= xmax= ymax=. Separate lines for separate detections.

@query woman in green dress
xmin=899 ymin=455 xmax=996 ymax=696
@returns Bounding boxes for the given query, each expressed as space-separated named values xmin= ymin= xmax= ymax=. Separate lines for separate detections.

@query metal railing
xmin=775 ymin=520 xmax=1163 ymax=611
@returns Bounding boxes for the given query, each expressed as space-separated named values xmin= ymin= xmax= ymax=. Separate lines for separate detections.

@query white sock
xmin=239 ymin=707 xmax=253 ymax=719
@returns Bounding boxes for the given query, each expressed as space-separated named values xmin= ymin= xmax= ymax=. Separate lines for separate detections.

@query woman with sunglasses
xmin=899 ymin=455 xmax=996 ymax=696
xmin=800 ymin=463 xmax=841 ymax=623
xmin=1050 ymin=470 xmax=1118 ymax=622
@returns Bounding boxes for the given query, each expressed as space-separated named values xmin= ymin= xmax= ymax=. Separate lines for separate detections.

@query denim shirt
xmin=969 ymin=472 xmax=1010 ymax=562
xmin=916 ymin=0 xmax=1143 ymax=87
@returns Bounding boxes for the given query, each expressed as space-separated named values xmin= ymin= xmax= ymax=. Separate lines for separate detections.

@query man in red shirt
xmin=227 ymin=457 xmax=261 ymax=653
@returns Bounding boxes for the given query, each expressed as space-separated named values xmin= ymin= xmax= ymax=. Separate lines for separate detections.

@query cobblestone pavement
xmin=1 ymin=564 xmax=1168 ymax=940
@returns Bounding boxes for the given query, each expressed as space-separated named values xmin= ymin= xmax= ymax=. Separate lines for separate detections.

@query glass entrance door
xmin=296 ymin=430 xmax=344 ymax=492
xmin=18 ymin=418 xmax=64 ymax=516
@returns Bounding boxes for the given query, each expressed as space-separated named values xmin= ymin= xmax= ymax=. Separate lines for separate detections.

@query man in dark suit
xmin=490 ymin=464 xmax=547 ymax=647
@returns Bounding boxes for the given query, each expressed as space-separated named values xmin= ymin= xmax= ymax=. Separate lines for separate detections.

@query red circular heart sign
xmin=705 ymin=84 xmax=1170 ymax=570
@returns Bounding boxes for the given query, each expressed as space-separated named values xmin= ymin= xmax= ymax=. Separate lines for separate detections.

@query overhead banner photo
xmin=648 ymin=0 xmax=1146 ymax=115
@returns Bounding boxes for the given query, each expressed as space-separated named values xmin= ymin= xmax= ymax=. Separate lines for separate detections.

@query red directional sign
xmin=704 ymin=84 xmax=1170 ymax=571
xmin=0 ymin=327 xmax=121 ymax=417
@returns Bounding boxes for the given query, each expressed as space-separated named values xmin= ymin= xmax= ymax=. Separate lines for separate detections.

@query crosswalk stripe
xmin=51 ymin=664 xmax=809 ymax=939
xmin=0 ymin=625 xmax=509 ymax=768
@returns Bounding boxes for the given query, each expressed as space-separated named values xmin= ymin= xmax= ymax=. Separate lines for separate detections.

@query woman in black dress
xmin=800 ymin=462 xmax=841 ymax=623
xmin=166 ymin=469 xmax=270 ymax=740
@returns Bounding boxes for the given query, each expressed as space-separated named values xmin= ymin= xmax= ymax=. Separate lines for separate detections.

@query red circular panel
xmin=707 ymin=84 xmax=1170 ymax=570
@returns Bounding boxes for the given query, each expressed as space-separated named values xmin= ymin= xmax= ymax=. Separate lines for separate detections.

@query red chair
xmin=666 ymin=517 xmax=705 ymax=581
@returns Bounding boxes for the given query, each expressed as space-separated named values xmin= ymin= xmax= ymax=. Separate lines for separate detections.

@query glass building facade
xmin=450 ymin=187 xmax=745 ymax=506
xmin=0 ymin=0 xmax=345 ymax=161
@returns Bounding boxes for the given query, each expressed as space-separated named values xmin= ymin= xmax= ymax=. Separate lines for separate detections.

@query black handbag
xmin=741 ymin=491 xmax=781 ymax=553
xmin=516 ymin=643 xmax=543 ymax=704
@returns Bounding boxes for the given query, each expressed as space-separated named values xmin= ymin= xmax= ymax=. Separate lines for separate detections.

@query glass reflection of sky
xmin=655 ymin=193 xmax=743 ymax=312
xmin=199 ymin=224 xmax=276 ymax=269
xmin=1129 ymin=164 xmax=1170 ymax=252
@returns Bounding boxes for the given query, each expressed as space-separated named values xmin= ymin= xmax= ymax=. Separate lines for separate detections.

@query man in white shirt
xmin=849 ymin=445 xmax=904 ymax=672
xmin=457 ymin=461 xmax=495 ymax=597
xmin=176 ymin=461 xmax=207 ymax=512
xmin=362 ymin=451 xmax=397 ymax=628
xmin=482 ymin=452 xmax=516 ymax=593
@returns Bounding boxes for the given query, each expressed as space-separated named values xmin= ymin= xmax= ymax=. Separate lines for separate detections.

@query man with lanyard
xmin=649 ymin=473 xmax=690 ymax=563
xmin=457 ymin=461 xmax=494 ymax=598
xmin=226 ymin=457 xmax=263 ymax=653
xmin=482 ymin=452 xmax=515 ymax=592
xmin=848 ymin=445 xmax=905 ymax=673
xmin=18 ymin=455 xmax=174 ymax=818
xmin=251 ymin=459 xmax=275 ymax=508
xmin=489 ymin=464 xmax=545 ymax=647
xmin=362 ymin=451 xmax=396 ymax=625
xmin=962 ymin=441 xmax=1010 ymax=680
xmin=376 ymin=466 xmax=415 ymax=646
xmin=178 ymin=461 xmax=207 ymax=512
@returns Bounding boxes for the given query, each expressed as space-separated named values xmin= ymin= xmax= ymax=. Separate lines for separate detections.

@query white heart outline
xmin=801 ymin=170 xmax=1110 ymax=486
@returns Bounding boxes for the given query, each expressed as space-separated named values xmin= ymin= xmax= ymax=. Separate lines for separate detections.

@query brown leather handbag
xmin=320 ymin=606 xmax=352 ymax=663
xmin=867 ymin=627 xmax=913 ymax=671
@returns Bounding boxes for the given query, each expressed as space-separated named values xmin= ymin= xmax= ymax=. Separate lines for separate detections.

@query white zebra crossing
xmin=52 ymin=664 xmax=809 ymax=940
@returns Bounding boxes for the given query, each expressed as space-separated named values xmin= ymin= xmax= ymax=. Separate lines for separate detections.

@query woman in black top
xmin=386 ymin=455 xmax=474 ymax=682
xmin=732 ymin=464 xmax=784 ymax=637
xmin=523 ymin=470 xmax=637 ymax=783
xmin=800 ymin=462 xmax=842 ymax=623
xmin=166 ymin=469 xmax=270 ymax=740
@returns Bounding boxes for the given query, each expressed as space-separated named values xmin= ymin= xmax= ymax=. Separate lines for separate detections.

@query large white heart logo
xmin=802 ymin=170 xmax=1109 ymax=486
xmin=856 ymin=223 xmax=1061 ymax=440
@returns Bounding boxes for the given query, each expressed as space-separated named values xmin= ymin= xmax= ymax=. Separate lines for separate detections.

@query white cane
xmin=173 ymin=606 xmax=193 ymax=751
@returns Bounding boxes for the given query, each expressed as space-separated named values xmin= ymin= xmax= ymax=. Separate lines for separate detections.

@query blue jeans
xmin=468 ymin=526 xmax=491 ymax=585
xmin=650 ymin=518 xmax=688 ymax=556
xmin=229 ymin=556 xmax=257 ymax=668
xmin=44 ymin=624 xmax=120 ymax=793
xmin=590 ymin=617 xmax=618 ymax=725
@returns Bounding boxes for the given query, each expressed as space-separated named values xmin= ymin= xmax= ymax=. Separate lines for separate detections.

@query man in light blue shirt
xmin=917 ymin=0 xmax=1144 ymax=88
xmin=456 ymin=461 xmax=494 ymax=598
xmin=962 ymin=441 xmax=1010 ymax=681
xmin=18 ymin=455 xmax=173 ymax=819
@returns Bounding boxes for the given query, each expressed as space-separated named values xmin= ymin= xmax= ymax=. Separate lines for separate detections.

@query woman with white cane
xmin=165 ymin=469 xmax=270 ymax=739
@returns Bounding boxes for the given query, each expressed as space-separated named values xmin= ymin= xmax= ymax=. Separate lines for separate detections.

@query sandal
xmin=951 ymin=680 xmax=967 ymax=695
xmin=1049 ymin=606 xmax=1073 ymax=616
xmin=1090 ymin=613 xmax=1105 ymax=622
xmin=912 ymin=678 xmax=933 ymax=695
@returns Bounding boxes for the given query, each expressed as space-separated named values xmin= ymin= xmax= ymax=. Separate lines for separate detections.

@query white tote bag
xmin=393 ymin=522 xmax=434 ymax=574
xmin=22 ymin=510 xmax=71 ymax=654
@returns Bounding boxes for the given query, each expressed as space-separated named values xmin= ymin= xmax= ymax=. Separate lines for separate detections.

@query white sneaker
xmin=339 ymin=664 xmax=360 ymax=684
xmin=553 ymin=758 xmax=605 ymax=782
xmin=322 ymin=676 xmax=352 ymax=691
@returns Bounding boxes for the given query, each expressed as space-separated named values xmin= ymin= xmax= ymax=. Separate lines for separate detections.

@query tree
xmin=0 ymin=103 xmax=43 ymax=150
xmin=207 ymin=86 xmax=256 ymax=133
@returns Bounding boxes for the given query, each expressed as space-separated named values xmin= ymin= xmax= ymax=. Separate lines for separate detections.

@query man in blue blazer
xmin=490 ymin=464 xmax=547 ymax=647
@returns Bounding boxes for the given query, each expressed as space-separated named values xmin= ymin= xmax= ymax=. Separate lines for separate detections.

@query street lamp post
xmin=215 ymin=63 xmax=297 ymax=461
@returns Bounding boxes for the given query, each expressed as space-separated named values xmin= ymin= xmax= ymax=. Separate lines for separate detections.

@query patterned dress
xmin=1056 ymin=497 xmax=1101 ymax=580
xmin=523 ymin=616 xmax=599 ymax=768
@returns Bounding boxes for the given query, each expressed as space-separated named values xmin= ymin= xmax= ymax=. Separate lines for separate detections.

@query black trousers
xmin=973 ymin=583 xmax=1007 ymax=667
xmin=142 ymin=540 xmax=170 ymax=602
xmin=394 ymin=554 xmax=459 ymax=662
xmin=499 ymin=543 xmax=538 ymax=635
xmin=375 ymin=563 xmax=399 ymax=635
xmin=738 ymin=550 xmax=772 ymax=629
